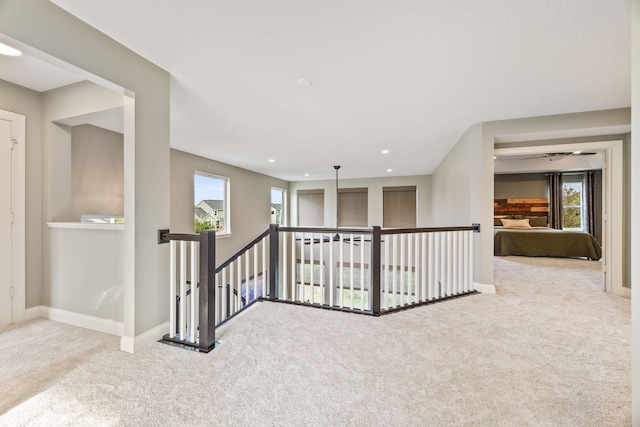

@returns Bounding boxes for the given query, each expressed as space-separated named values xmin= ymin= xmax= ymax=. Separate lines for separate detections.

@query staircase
xmin=161 ymin=224 xmax=480 ymax=352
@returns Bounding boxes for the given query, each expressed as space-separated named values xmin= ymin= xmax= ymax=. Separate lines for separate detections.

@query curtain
xmin=547 ymin=172 xmax=563 ymax=229
xmin=583 ymin=171 xmax=598 ymax=240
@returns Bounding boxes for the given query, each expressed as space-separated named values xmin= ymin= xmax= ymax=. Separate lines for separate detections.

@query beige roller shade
xmin=383 ymin=186 xmax=416 ymax=228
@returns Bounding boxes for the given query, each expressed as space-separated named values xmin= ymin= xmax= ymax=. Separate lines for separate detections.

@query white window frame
xmin=194 ymin=171 xmax=231 ymax=236
xmin=271 ymin=187 xmax=287 ymax=226
xmin=562 ymin=180 xmax=583 ymax=231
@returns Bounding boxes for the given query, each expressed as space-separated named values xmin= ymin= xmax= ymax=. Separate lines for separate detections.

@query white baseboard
xmin=25 ymin=306 xmax=41 ymax=321
xmin=474 ymin=282 xmax=496 ymax=294
xmin=120 ymin=321 xmax=169 ymax=354
xmin=26 ymin=305 xmax=124 ymax=336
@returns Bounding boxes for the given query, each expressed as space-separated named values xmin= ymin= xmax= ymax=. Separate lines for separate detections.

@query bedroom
xmin=493 ymin=137 xmax=628 ymax=297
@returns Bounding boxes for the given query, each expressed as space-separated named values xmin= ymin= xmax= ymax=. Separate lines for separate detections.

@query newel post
xmin=371 ymin=226 xmax=381 ymax=316
xmin=269 ymin=224 xmax=279 ymax=300
xmin=198 ymin=229 xmax=216 ymax=351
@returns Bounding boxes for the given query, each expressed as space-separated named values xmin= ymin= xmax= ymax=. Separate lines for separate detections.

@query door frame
xmin=494 ymin=139 xmax=624 ymax=297
xmin=1 ymin=109 xmax=26 ymax=323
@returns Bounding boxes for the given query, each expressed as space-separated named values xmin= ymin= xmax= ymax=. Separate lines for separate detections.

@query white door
xmin=0 ymin=118 xmax=12 ymax=325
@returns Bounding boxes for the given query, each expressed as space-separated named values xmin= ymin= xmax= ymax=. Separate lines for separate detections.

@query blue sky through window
xmin=271 ymin=188 xmax=283 ymax=204
xmin=194 ymin=174 xmax=225 ymax=204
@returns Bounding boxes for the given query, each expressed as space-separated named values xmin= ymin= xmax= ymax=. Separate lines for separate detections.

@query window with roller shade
xmin=338 ymin=188 xmax=368 ymax=227
xmin=297 ymin=189 xmax=324 ymax=226
xmin=383 ymin=186 xmax=416 ymax=228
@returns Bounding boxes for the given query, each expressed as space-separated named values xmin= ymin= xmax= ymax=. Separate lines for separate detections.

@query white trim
xmin=120 ymin=321 xmax=169 ymax=354
xmin=26 ymin=305 xmax=124 ymax=336
xmin=623 ymin=287 xmax=631 ymax=299
xmin=1 ymin=109 xmax=26 ymax=324
xmin=47 ymin=222 xmax=124 ymax=231
xmin=473 ymin=282 xmax=496 ymax=294
xmin=25 ymin=305 xmax=41 ymax=321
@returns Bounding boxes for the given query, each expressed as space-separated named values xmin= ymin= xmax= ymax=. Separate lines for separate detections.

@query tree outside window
xmin=194 ymin=172 xmax=230 ymax=234
xmin=562 ymin=182 xmax=582 ymax=229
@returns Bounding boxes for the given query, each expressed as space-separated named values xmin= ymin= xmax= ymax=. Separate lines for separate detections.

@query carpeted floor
xmin=0 ymin=256 xmax=631 ymax=426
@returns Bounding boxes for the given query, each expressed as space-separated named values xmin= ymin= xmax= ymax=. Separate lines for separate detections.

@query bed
xmin=494 ymin=227 xmax=602 ymax=260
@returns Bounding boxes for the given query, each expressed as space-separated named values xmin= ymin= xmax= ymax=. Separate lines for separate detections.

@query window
xmin=271 ymin=187 xmax=286 ymax=225
xmin=562 ymin=181 xmax=583 ymax=230
xmin=298 ymin=189 xmax=324 ymax=226
xmin=194 ymin=172 xmax=230 ymax=234
xmin=338 ymin=188 xmax=368 ymax=227
xmin=383 ymin=186 xmax=417 ymax=228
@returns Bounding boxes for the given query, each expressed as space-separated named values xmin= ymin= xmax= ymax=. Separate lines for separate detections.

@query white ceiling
xmin=46 ymin=0 xmax=629 ymax=181
xmin=0 ymin=52 xmax=82 ymax=92
xmin=495 ymin=151 xmax=604 ymax=174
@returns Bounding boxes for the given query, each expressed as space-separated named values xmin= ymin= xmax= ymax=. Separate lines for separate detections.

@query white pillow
xmin=500 ymin=218 xmax=532 ymax=229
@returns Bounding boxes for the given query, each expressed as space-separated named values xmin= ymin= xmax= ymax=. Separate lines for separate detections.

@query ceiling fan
xmin=520 ymin=151 xmax=597 ymax=161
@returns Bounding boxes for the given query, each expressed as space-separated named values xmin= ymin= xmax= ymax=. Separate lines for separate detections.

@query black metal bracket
xmin=472 ymin=223 xmax=480 ymax=233
xmin=158 ymin=229 xmax=170 ymax=244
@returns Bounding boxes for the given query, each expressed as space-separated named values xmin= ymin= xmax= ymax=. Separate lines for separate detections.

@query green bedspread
xmin=494 ymin=228 xmax=602 ymax=260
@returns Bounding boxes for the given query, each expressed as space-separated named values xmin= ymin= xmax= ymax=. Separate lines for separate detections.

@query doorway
xmin=0 ymin=109 xmax=25 ymax=326
xmin=494 ymin=140 xmax=624 ymax=296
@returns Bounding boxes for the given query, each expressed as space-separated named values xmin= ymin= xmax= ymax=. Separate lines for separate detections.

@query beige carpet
xmin=0 ymin=256 xmax=631 ymax=426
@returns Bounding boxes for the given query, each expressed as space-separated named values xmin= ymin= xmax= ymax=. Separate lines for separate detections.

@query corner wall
xmin=431 ymin=123 xmax=494 ymax=288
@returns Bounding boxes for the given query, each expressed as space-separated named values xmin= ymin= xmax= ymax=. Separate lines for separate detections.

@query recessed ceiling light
xmin=381 ymin=150 xmax=389 ymax=154
xmin=268 ymin=159 xmax=275 ymax=163
xmin=297 ymin=78 xmax=312 ymax=87
xmin=493 ymin=156 xmax=497 ymax=160
xmin=387 ymin=169 xmax=392 ymax=172
xmin=0 ymin=42 xmax=22 ymax=57
xmin=304 ymin=173 xmax=310 ymax=177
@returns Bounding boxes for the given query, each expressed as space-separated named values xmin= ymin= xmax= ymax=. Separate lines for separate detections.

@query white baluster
xmin=392 ymin=234 xmax=398 ymax=308
xmin=349 ymin=234 xmax=354 ymax=309
xmin=339 ymin=234 xmax=344 ymax=308
xmin=179 ymin=241 xmax=186 ymax=340
xmin=190 ymin=241 xmax=197 ymax=343
xmin=310 ymin=232 xmax=315 ymax=304
xmin=329 ymin=234 xmax=334 ymax=307
xmin=283 ymin=232 xmax=288 ymax=300
xmin=169 ymin=240 xmax=177 ymax=338
xmin=360 ymin=233 xmax=365 ymax=311
xmin=262 ymin=237 xmax=267 ymax=298
xmin=400 ymin=233 xmax=406 ymax=306
xmin=319 ymin=234 xmax=325 ymax=305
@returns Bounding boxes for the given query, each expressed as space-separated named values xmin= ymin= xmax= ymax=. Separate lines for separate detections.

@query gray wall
xmin=170 ymin=149 xmax=289 ymax=264
xmin=0 ymin=79 xmax=43 ymax=308
xmin=1 ymin=0 xmax=171 ymax=340
xmin=71 ymin=124 xmax=124 ymax=221
xmin=431 ymin=123 xmax=493 ymax=286
xmin=494 ymin=173 xmax=548 ymax=199
xmin=289 ymin=175 xmax=432 ymax=228
xmin=40 ymin=82 xmax=125 ymax=312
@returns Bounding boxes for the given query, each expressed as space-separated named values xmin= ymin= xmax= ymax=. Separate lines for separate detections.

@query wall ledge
xmin=47 ymin=222 xmax=124 ymax=231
